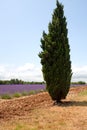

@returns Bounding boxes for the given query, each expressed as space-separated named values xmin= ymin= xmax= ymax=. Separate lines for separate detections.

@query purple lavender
xmin=0 ymin=84 xmax=46 ymax=95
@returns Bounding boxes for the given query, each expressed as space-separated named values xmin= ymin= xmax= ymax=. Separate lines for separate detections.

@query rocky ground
xmin=0 ymin=86 xmax=87 ymax=121
xmin=0 ymin=86 xmax=87 ymax=130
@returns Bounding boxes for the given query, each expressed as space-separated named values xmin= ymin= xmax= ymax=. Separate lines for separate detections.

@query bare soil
xmin=0 ymin=86 xmax=87 ymax=130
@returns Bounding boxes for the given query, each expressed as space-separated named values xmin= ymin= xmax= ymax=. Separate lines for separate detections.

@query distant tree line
xmin=0 ymin=79 xmax=86 ymax=85
xmin=0 ymin=79 xmax=45 ymax=85
xmin=71 ymin=81 xmax=86 ymax=85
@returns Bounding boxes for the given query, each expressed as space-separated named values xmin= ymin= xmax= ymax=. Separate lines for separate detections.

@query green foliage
xmin=13 ymin=93 xmax=21 ymax=98
xmin=1 ymin=94 xmax=12 ymax=99
xmin=14 ymin=124 xmax=24 ymax=130
xmin=72 ymin=81 xmax=86 ymax=85
xmin=21 ymin=91 xmax=28 ymax=96
xmin=0 ymin=89 xmax=47 ymax=100
xmin=28 ymin=90 xmax=36 ymax=95
xmin=0 ymin=79 xmax=45 ymax=85
xmin=77 ymin=81 xmax=86 ymax=84
xmin=39 ymin=0 xmax=72 ymax=102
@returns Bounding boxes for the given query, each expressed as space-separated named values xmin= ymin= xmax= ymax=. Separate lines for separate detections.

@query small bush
xmin=13 ymin=92 xmax=21 ymax=98
xmin=28 ymin=90 xmax=36 ymax=95
xmin=21 ymin=91 xmax=28 ymax=96
xmin=1 ymin=94 xmax=12 ymax=99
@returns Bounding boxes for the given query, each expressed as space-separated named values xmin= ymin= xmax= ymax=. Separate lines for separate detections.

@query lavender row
xmin=0 ymin=84 xmax=86 ymax=96
xmin=0 ymin=84 xmax=46 ymax=95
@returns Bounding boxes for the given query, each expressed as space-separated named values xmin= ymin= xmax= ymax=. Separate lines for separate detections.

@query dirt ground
xmin=0 ymin=86 xmax=87 ymax=130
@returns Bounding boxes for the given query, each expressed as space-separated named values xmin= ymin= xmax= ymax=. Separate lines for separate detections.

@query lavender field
xmin=0 ymin=84 xmax=46 ymax=95
xmin=0 ymin=84 xmax=86 ymax=96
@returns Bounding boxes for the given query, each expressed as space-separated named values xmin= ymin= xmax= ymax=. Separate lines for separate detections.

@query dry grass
xmin=0 ymin=86 xmax=87 ymax=130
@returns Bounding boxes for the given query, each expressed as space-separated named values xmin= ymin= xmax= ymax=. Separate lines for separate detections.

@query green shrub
xmin=1 ymin=94 xmax=12 ymax=99
xmin=28 ymin=90 xmax=36 ymax=95
xmin=13 ymin=92 xmax=21 ymax=98
xmin=21 ymin=91 xmax=28 ymax=96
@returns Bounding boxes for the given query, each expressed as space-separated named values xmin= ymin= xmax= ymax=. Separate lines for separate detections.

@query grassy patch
xmin=14 ymin=123 xmax=38 ymax=130
xmin=14 ymin=124 xmax=23 ymax=130
xmin=79 ymin=90 xmax=87 ymax=96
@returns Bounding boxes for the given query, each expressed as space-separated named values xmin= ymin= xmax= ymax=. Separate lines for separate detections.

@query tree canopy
xmin=39 ymin=0 xmax=72 ymax=102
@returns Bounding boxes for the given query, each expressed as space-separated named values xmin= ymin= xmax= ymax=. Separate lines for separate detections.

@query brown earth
xmin=0 ymin=86 xmax=87 ymax=130
xmin=0 ymin=91 xmax=53 ymax=121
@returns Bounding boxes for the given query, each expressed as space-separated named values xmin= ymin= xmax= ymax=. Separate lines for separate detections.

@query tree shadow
xmin=54 ymin=101 xmax=87 ymax=107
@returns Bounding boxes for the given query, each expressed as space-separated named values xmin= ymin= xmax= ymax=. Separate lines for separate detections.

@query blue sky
xmin=0 ymin=0 xmax=87 ymax=82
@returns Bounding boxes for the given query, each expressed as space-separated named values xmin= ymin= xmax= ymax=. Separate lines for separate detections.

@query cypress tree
xmin=39 ymin=0 xmax=72 ymax=103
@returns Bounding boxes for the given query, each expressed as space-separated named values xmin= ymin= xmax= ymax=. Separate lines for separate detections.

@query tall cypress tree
xmin=39 ymin=0 xmax=72 ymax=103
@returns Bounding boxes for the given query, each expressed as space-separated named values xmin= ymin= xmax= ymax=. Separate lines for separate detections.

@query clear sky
xmin=0 ymin=0 xmax=87 ymax=82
